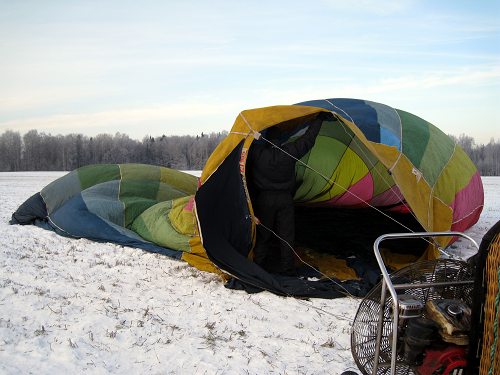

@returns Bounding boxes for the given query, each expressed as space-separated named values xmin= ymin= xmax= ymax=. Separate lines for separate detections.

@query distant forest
xmin=0 ymin=129 xmax=228 ymax=172
xmin=0 ymin=129 xmax=499 ymax=176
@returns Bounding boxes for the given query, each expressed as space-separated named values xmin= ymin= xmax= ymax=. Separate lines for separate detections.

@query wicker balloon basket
xmin=468 ymin=220 xmax=500 ymax=375
xmin=480 ymin=230 xmax=500 ymax=374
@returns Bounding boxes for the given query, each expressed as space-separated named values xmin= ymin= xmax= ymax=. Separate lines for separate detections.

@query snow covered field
xmin=0 ymin=172 xmax=498 ymax=375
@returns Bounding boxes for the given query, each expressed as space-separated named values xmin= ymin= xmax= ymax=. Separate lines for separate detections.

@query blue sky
xmin=1 ymin=0 xmax=499 ymax=144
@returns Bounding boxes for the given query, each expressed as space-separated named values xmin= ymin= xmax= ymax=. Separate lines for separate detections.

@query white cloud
xmin=373 ymin=66 xmax=500 ymax=91
xmin=0 ymin=102 xmax=239 ymax=137
xmin=251 ymin=65 xmax=500 ymax=105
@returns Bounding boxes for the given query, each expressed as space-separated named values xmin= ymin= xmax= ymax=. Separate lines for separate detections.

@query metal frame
xmin=371 ymin=232 xmax=479 ymax=375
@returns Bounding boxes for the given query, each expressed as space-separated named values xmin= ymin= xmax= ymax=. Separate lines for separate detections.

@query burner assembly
xmin=351 ymin=232 xmax=476 ymax=375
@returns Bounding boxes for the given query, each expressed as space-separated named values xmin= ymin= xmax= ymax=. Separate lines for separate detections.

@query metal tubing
xmin=371 ymin=231 xmax=479 ymax=375
xmin=372 ymin=279 xmax=388 ymax=375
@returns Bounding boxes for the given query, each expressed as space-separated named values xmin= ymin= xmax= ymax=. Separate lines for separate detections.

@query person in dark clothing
xmin=249 ymin=111 xmax=333 ymax=276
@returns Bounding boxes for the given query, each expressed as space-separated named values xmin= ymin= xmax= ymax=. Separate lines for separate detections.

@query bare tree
xmin=0 ymin=130 xmax=22 ymax=171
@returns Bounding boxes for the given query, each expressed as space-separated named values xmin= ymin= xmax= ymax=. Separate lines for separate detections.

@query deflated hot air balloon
xmin=194 ymin=98 xmax=484 ymax=296
xmin=10 ymin=98 xmax=484 ymax=299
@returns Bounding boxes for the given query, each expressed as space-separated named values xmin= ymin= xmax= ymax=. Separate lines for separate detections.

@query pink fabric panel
xmin=449 ymin=171 xmax=484 ymax=228
xmin=304 ymin=173 xmax=374 ymax=208
xmin=370 ymin=185 xmax=405 ymax=207
xmin=184 ymin=196 xmax=195 ymax=211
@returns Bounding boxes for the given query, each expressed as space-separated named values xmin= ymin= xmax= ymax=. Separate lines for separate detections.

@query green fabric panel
xmin=348 ymin=136 xmax=380 ymax=170
xmin=123 ymin=197 xmax=158 ymax=229
xmin=295 ymin=151 xmax=311 ymax=183
xmin=319 ymin=120 xmax=355 ymax=146
xmin=307 ymin=147 xmax=370 ymax=203
xmin=77 ymin=164 xmax=121 ymax=191
xmin=291 ymin=121 xmax=353 ymax=183
xmin=398 ymin=109 xmax=430 ymax=168
xmin=119 ymin=179 xmax=191 ymax=229
xmin=120 ymin=179 xmax=161 ymax=228
xmin=120 ymin=178 xmax=160 ymax=200
xmin=120 ymin=164 xmax=161 ymax=181
xmin=417 ymin=123 xmax=456 ymax=188
xmin=160 ymin=168 xmax=199 ymax=195
xmin=156 ymin=183 xmax=191 ymax=202
xmin=41 ymin=169 xmax=82 ymax=214
xmin=294 ymin=138 xmax=348 ymax=201
xmin=433 ymin=146 xmax=478 ymax=205
xmin=371 ymin=161 xmax=396 ymax=197
xmin=129 ymin=215 xmax=155 ymax=243
xmin=131 ymin=200 xmax=192 ymax=253
xmin=445 ymin=146 xmax=478 ymax=191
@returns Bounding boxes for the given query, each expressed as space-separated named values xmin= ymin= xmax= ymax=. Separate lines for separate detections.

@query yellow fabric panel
xmin=433 ymin=146 xmax=478 ymax=206
xmin=169 ymin=196 xmax=196 ymax=236
xmin=430 ymin=194 xmax=453 ymax=234
xmin=159 ymin=167 xmax=198 ymax=195
xmin=201 ymin=132 xmax=245 ymax=183
xmin=427 ymin=195 xmax=453 ymax=251
xmin=380 ymin=247 xmax=420 ymax=270
xmin=308 ymin=147 xmax=369 ymax=203
xmin=390 ymin=154 xmax=453 ymax=256
xmin=390 ymin=155 xmax=432 ymax=230
xmin=382 ymin=244 xmax=444 ymax=270
xmin=297 ymin=247 xmax=358 ymax=280
xmin=239 ymin=105 xmax=325 ymax=134
xmin=184 ymin=236 xmax=229 ymax=280
xmin=369 ymin=143 xmax=402 ymax=171
xmin=420 ymin=244 xmax=443 ymax=261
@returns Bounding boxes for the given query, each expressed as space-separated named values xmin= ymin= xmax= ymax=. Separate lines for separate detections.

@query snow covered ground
xmin=0 ymin=172 xmax=498 ymax=375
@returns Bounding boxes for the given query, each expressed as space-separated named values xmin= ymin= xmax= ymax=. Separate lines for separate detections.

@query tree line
xmin=0 ymin=129 xmax=228 ymax=172
xmin=0 ymin=129 xmax=498 ymax=176
xmin=448 ymin=134 xmax=500 ymax=176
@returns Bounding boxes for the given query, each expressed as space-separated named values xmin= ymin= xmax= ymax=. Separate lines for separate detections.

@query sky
xmin=1 ymin=0 xmax=499 ymax=144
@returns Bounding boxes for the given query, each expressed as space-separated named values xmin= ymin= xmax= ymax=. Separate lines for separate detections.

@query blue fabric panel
xmin=295 ymin=98 xmax=382 ymax=144
xmin=41 ymin=170 xmax=82 ymax=214
xmin=9 ymin=192 xmax=47 ymax=225
xmin=81 ymin=180 xmax=124 ymax=227
xmin=105 ymin=219 xmax=155 ymax=243
xmin=38 ymin=193 xmax=182 ymax=259
xmin=380 ymin=127 xmax=402 ymax=151
xmin=365 ymin=100 xmax=401 ymax=149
